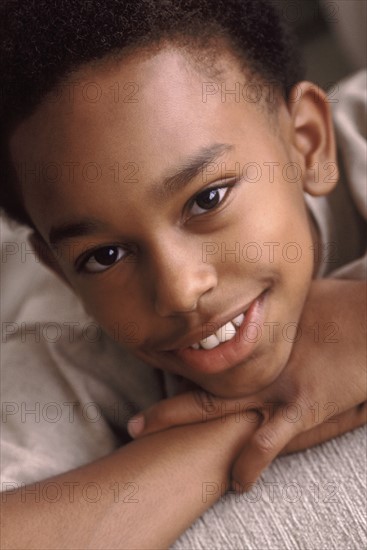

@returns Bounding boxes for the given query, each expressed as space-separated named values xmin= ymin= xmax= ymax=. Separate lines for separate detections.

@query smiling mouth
xmin=163 ymin=289 xmax=269 ymax=374
xmin=164 ymin=296 xmax=255 ymax=353
xmin=188 ymin=312 xmax=245 ymax=350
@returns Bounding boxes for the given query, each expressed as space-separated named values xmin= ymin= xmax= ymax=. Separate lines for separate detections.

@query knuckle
xmin=253 ymin=428 xmax=276 ymax=456
xmin=192 ymin=388 xmax=216 ymax=417
xmin=276 ymin=376 xmax=303 ymax=404
xmin=295 ymin=387 xmax=313 ymax=409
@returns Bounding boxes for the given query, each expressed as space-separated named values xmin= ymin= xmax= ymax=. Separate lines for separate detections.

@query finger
xmin=231 ymin=409 xmax=304 ymax=492
xmin=127 ymin=389 xmax=221 ymax=438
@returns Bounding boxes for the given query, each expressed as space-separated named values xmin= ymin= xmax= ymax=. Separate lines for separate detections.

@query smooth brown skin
xmin=3 ymin=45 xmax=366 ymax=547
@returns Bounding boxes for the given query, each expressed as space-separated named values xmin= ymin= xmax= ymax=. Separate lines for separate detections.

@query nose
xmin=151 ymin=241 xmax=217 ymax=317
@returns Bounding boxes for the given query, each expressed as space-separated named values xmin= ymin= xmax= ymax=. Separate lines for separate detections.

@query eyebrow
xmin=48 ymin=142 xmax=233 ymax=246
xmin=156 ymin=142 xmax=233 ymax=198
xmin=49 ymin=219 xmax=107 ymax=248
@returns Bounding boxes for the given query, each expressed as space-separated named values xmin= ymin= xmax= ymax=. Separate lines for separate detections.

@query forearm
xmin=1 ymin=415 xmax=257 ymax=550
xmin=281 ymin=401 xmax=367 ymax=455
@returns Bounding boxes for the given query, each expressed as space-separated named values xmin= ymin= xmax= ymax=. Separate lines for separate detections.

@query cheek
xmin=71 ymin=278 xmax=140 ymax=335
xmin=214 ymin=184 xmax=313 ymax=280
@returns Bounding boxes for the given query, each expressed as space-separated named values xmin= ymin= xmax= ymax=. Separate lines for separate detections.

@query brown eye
xmin=82 ymin=246 xmax=126 ymax=273
xmin=190 ymin=187 xmax=227 ymax=215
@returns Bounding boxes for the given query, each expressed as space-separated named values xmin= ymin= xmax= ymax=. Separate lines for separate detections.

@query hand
xmin=279 ymin=401 xmax=367 ymax=455
xmin=128 ymin=279 xmax=367 ymax=490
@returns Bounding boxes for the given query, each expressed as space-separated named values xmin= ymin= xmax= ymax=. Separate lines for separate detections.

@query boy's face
xmin=11 ymin=48 xmax=328 ymax=397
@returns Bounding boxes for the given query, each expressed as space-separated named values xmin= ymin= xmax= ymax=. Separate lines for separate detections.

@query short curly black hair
xmin=0 ymin=0 xmax=304 ymax=228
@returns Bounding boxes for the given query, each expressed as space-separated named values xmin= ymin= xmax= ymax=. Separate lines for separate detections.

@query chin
xmin=194 ymin=344 xmax=291 ymax=398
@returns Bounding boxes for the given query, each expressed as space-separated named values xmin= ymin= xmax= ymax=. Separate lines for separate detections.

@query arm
xmin=268 ymin=277 xmax=367 ymax=454
xmin=128 ymin=279 xmax=367 ymax=490
xmin=280 ymin=401 xmax=367 ymax=455
xmin=1 ymin=412 xmax=259 ymax=550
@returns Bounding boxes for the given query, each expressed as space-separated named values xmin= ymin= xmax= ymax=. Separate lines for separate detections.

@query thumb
xmin=231 ymin=409 xmax=303 ymax=492
xmin=127 ymin=389 xmax=221 ymax=438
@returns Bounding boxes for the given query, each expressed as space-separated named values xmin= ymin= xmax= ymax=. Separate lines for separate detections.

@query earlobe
xmin=288 ymin=81 xmax=339 ymax=197
xmin=29 ymin=232 xmax=71 ymax=286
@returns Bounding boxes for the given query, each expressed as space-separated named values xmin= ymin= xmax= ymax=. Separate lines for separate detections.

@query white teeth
xmin=215 ymin=321 xmax=237 ymax=343
xmin=200 ymin=333 xmax=220 ymax=350
xmin=189 ymin=311 xmax=246 ymax=351
xmin=232 ymin=313 xmax=245 ymax=328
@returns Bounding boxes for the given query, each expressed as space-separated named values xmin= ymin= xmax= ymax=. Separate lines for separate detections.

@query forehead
xmin=10 ymin=47 xmax=279 ymax=238
xmin=11 ymin=47 xmax=264 ymax=152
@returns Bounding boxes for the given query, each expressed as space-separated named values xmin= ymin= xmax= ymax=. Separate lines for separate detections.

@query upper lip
xmin=160 ymin=294 xmax=259 ymax=352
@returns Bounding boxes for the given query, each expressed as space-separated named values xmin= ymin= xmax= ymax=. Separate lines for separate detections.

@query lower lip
xmin=168 ymin=290 xmax=268 ymax=374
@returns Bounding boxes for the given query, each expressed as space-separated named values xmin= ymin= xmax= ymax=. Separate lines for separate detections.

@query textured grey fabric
xmin=172 ymin=425 xmax=367 ymax=549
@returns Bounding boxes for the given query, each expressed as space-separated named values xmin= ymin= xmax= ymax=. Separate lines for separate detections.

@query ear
xmin=287 ymin=81 xmax=339 ymax=196
xmin=29 ymin=231 xmax=72 ymax=288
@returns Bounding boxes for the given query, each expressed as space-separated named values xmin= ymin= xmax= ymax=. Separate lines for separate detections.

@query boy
xmin=1 ymin=0 xmax=366 ymax=548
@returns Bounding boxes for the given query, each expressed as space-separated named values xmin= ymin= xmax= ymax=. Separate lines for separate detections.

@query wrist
xmin=209 ymin=412 xmax=261 ymax=473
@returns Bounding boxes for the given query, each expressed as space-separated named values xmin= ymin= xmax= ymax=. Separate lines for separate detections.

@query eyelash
xmin=187 ymin=181 xmax=234 ymax=217
xmin=77 ymin=181 xmax=236 ymax=274
xmin=76 ymin=245 xmax=129 ymax=274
